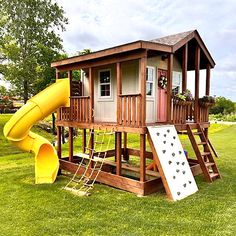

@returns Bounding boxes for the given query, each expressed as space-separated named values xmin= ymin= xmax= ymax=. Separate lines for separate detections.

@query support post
xmin=68 ymin=70 xmax=73 ymax=96
xmin=56 ymin=69 xmax=60 ymax=80
xmin=57 ymin=126 xmax=62 ymax=159
xmin=82 ymin=129 xmax=86 ymax=153
xmin=140 ymin=53 xmax=147 ymax=126
xmin=194 ymin=46 xmax=200 ymax=122
xmin=123 ymin=132 xmax=129 ymax=161
xmin=206 ymin=63 xmax=211 ymax=96
xmin=69 ymin=127 xmax=73 ymax=162
xmin=167 ymin=53 xmax=173 ymax=122
xmin=56 ymin=69 xmax=61 ymax=160
xmin=116 ymin=62 xmax=122 ymax=124
xmin=89 ymin=67 xmax=94 ymax=123
xmin=116 ymin=132 xmax=122 ymax=176
xmin=182 ymin=44 xmax=188 ymax=92
xmin=140 ymin=134 xmax=146 ymax=182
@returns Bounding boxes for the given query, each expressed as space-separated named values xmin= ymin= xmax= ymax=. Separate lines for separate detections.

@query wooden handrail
xmin=70 ymin=96 xmax=90 ymax=99
xmin=118 ymin=93 xmax=141 ymax=97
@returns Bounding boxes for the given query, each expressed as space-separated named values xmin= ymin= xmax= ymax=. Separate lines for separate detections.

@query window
xmin=146 ymin=67 xmax=154 ymax=96
xmin=99 ymin=70 xmax=111 ymax=98
xmin=172 ymin=71 xmax=182 ymax=95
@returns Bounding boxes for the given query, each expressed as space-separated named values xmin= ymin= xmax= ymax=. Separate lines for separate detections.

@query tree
xmin=0 ymin=0 xmax=68 ymax=103
xmin=210 ymin=96 xmax=235 ymax=114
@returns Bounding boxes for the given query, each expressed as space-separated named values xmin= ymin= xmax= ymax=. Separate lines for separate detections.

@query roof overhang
xmin=51 ymin=30 xmax=215 ymax=70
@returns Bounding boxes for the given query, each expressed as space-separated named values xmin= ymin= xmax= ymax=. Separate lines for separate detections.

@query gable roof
xmin=51 ymin=30 xmax=215 ymax=70
xmin=151 ymin=30 xmax=194 ymax=46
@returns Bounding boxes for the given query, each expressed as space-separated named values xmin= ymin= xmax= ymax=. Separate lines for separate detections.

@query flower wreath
xmin=158 ymin=75 xmax=167 ymax=89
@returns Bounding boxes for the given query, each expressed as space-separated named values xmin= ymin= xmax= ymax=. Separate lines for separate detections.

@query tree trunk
xmin=23 ymin=79 xmax=28 ymax=104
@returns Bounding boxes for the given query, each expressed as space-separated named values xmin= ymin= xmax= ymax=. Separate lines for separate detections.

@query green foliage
xmin=72 ymin=49 xmax=92 ymax=81
xmin=199 ymin=95 xmax=215 ymax=103
xmin=0 ymin=85 xmax=7 ymax=96
xmin=1 ymin=114 xmax=236 ymax=235
xmin=0 ymin=0 xmax=68 ymax=103
xmin=210 ymin=96 xmax=235 ymax=114
xmin=174 ymin=89 xmax=193 ymax=101
xmin=209 ymin=113 xmax=236 ymax=122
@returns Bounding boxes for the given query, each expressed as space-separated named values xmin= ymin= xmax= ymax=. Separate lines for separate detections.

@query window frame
xmin=98 ymin=68 xmax=113 ymax=101
xmin=146 ymin=66 xmax=155 ymax=98
xmin=172 ymin=71 xmax=182 ymax=95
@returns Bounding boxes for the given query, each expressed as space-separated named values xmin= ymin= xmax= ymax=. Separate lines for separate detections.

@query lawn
xmin=0 ymin=114 xmax=236 ymax=236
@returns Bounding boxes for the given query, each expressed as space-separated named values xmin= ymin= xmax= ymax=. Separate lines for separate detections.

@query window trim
xmin=146 ymin=66 xmax=155 ymax=98
xmin=98 ymin=68 xmax=113 ymax=101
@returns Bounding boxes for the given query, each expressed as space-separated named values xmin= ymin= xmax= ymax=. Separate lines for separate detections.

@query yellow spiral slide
xmin=4 ymin=78 xmax=70 ymax=184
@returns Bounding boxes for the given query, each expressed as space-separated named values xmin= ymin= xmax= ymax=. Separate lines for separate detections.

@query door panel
xmin=157 ymin=69 xmax=167 ymax=122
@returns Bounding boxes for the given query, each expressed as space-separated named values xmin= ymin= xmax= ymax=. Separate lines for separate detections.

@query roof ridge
xmin=150 ymin=30 xmax=196 ymax=46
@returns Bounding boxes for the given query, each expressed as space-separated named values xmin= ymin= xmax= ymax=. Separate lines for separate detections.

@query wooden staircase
xmin=186 ymin=123 xmax=221 ymax=182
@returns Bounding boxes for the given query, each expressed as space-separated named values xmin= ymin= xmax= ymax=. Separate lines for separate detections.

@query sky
xmin=55 ymin=0 xmax=236 ymax=101
xmin=1 ymin=0 xmax=235 ymax=101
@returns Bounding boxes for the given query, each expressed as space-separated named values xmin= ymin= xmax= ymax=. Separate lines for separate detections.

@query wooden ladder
xmin=186 ymin=123 xmax=221 ymax=182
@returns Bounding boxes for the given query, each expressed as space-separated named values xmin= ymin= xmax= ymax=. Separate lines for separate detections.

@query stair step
xmin=198 ymin=142 xmax=207 ymax=145
xmin=209 ymin=173 xmax=219 ymax=179
xmin=193 ymin=131 xmax=202 ymax=135
xmin=84 ymin=183 xmax=93 ymax=187
xmin=201 ymin=152 xmax=211 ymax=156
xmin=205 ymin=162 xmax=215 ymax=167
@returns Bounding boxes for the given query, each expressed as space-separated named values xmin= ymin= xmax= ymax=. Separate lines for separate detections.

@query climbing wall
xmin=148 ymin=125 xmax=198 ymax=201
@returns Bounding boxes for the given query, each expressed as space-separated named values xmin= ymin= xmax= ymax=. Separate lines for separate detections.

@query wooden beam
xmin=56 ymin=120 xmax=147 ymax=134
xmin=182 ymin=44 xmax=188 ymax=92
xmin=89 ymin=67 xmax=94 ymax=122
xmin=194 ymin=46 xmax=200 ymax=122
xmin=167 ymin=53 xmax=174 ymax=122
xmin=82 ymin=129 xmax=86 ymax=153
xmin=140 ymin=134 xmax=146 ymax=182
xmin=54 ymin=50 xmax=146 ymax=72
xmin=116 ymin=62 xmax=122 ymax=124
xmin=68 ymin=70 xmax=73 ymax=96
xmin=123 ymin=132 xmax=129 ymax=161
xmin=52 ymin=41 xmax=143 ymax=67
xmin=140 ymin=53 xmax=147 ymax=126
xmin=116 ymin=132 xmax=122 ymax=175
xmin=57 ymin=126 xmax=62 ymax=159
xmin=68 ymin=127 xmax=73 ymax=162
xmin=206 ymin=63 xmax=211 ymax=96
xmin=56 ymin=69 xmax=60 ymax=80
xmin=141 ymin=41 xmax=172 ymax=53
xmin=59 ymin=159 xmax=146 ymax=195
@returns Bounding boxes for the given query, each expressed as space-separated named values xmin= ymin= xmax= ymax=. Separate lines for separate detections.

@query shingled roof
xmin=151 ymin=30 xmax=194 ymax=46
xmin=52 ymin=29 xmax=215 ymax=69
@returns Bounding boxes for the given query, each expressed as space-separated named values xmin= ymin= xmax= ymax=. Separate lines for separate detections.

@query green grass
xmin=0 ymin=114 xmax=236 ymax=235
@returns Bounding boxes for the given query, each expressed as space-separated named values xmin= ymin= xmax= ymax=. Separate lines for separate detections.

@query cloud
xmin=56 ymin=0 xmax=236 ymax=101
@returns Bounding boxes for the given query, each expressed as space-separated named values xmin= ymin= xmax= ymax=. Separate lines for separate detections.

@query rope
xmin=63 ymin=128 xmax=114 ymax=195
xmin=63 ymin=128 xmax=99 ymax=189
xmin=78 ymin=129 xmax=114 ymax=194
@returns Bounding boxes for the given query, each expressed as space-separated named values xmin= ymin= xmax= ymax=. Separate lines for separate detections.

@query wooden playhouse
xmin=51 ymin=30 xmax=221 ymax=200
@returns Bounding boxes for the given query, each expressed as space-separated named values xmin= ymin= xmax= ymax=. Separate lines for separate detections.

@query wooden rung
xmin=205 ymin=162 xmax=215 ymax=167
xmin=201 ymin=152 xmax=211 ymax=156
xmin=209 ymin=173 xmax=219 ymax=179
xmin=76 ymin=153 xmax=89 ymax=159
xmin=193 ymin=131 xmax=202 ymax=135
xmin=197 ymin=142 xmax=207 ymax=145
xmin=94 ymin=141 xmax=104 ymax=144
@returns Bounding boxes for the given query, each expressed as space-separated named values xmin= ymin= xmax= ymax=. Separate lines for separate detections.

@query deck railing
xmin=171 ymin=99 xmax=194 ymax=124
xmin=118 ymin=94 xmax=142 ymax=127
xmin=198 ymin=102 xmax=211 ymax=122
xmin=58 ymin=96 xmax=90 ymax=122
